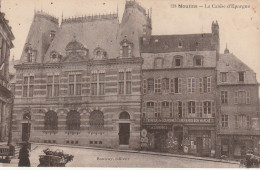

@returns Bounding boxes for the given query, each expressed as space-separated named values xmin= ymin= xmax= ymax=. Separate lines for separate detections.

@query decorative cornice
xmin=61 ymin=13 xmax=118 ymax=24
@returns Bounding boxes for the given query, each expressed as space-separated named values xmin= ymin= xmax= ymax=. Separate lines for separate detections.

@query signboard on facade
xmin=144 ymin=125 xmax=171 ymax=130
xmin=142 ymin=118 xmax=214 ymax=124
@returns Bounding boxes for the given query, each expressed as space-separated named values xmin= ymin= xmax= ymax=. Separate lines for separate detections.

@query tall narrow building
xmin=0 ymin=9 xmax=14 ymax=141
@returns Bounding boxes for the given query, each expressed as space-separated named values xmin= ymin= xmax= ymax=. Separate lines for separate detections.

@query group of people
xmin=240 ymin=153 xmax=260 ymax=168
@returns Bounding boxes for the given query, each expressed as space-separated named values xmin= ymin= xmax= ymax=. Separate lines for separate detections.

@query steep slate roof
xmin=140 ymin=33 xmax=216 ymax=53
xmin=217 ymin=53 xmax=257 ymax=84
xmin=44 ymin=15 xmax=120 ymax=63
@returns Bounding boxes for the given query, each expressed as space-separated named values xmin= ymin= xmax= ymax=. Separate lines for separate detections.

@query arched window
xmin=154 ymin=57 xmax=163 ymax=68
xmin=66 ymin=110 xmax=80 ymax=130
xmin=194 ymin=55 xmax=203 ymax=66
xmin=44 ymin=111 xmax=58 ymax=130
xmin=119 ymin=111 xmax=130 ymax=120
xmin=89 ymin=110 xmax=104 ymax=130
xmin=178 ymin=39 xmax=183 ymax=48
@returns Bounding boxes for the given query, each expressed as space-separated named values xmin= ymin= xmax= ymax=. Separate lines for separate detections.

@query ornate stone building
xmin=0 ymin=11 xmax=14 ymax=141
xmin=12 ymin=1 xmax=150 ymax=149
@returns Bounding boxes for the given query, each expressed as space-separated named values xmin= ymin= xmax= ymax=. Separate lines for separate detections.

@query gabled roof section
xmin=217 ymin=53 xmax=257 ymax=84
xmin=140 ymin=33 xmax=216 ymax=53
xmin=44 ymin=14 xmax=120 ymax=63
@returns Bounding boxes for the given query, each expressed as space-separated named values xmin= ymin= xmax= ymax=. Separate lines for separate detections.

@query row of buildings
xmin=10 ymin=1 xmax=260 ymax=159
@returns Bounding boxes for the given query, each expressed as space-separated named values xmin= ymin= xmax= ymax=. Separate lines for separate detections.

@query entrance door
xmin=174 ymin=126 xmax=183 ymax=152
xmin=119 ymin=123 xmax=130 ymax=145
xmin=22 ymin=123 xmax=31 ymax=142
xmin=196 ymin=137 xmax=203 ymax=154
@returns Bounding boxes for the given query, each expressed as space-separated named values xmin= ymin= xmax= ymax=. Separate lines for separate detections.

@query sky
xmin=1 ymin=0 xmax=260 ymax=81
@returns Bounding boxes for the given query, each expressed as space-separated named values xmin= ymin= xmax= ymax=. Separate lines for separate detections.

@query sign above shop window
xmin=142 ymin=118 xmax=215 ymax=124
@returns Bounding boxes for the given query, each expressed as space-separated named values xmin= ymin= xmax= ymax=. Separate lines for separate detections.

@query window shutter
xmin=158 ymin=101 xmax=161 ymax=117
xmin=182 ymin=78 xmax=186 ymax=94
xmin=143 ymin=79 xmax=147 ymax=94
xmin=182 ymin=101 xmax=186 ymax=118
xmin=207 ymin=77 xmax=211 ymax=93
xmin=212 ymin=101 xmax=215 ymax=117
xmin=158 ymin=79 xmax=161 ymax=93
xmin=170 ymin=79 xmax=174 ymax=93
xmin=196 ymin=101 xmax=199 ymax=117
xmin=178 ymin=78 xmax=182 ymax=93
xmin=154 ymin=102 xmax=158 ymax=117
xmin=234 ymin=91 xmax=238 ymax=104
xmin=174 ymin=101 xmax=178 ymax=118
xmin=192 ymin=78 xmax=195 ymax=93
xmin=187 ymin=78 xmax=191 ymax=93
xmin=199 ymin=78 xmax=203 ymax=93
xmin=246 ymin=91 xmax=250 ymax=104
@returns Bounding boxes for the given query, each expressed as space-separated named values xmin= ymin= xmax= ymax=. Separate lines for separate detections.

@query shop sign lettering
xmin=143 ymin=118 xmax=214 ymax=124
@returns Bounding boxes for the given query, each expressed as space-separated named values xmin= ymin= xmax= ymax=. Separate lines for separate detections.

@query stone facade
xmin=12 ymin=2 xmax=150 ymax=150
xmin=0 ymin=11 xmax=14 ymax=141
xmin=216 ymin=51 xmax=260 ymax=158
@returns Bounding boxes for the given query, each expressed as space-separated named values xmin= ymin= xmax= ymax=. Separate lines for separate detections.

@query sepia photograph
xmin=0 ymin=0 xmax=259 ymax=168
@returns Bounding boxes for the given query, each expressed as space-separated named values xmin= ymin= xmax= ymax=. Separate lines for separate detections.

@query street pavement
xmin=1 ymin=144 xmax=239 ymax=168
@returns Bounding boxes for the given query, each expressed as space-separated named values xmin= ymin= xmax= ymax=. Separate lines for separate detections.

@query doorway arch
xmin=118 ymin=111 xmax=130 ymax=145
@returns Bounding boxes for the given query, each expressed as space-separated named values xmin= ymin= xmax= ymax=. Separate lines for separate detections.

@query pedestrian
xmin=18 ymin=142 xmax=31 ymax=167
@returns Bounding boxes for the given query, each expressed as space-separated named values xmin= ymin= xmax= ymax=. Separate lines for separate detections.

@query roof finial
xmin=224 ymin=43 xmax=230 ymax=54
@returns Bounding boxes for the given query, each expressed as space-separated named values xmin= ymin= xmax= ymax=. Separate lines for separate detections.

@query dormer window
xmin=238 ymin=71 xmax=245 ymax=82
xmin=93 ymin=47 xmax=107 ymax=60
xmin=27 ymin=52 xmax=32 ymax=63
xmin=154 ymin=57 xmax=163 ymax=69
xmin=173 ymin=55 xmax=183 ymax=67
xmin=50 ymin=51 xmax=61 ymax=62
xmin=50 ymin=31 xmax=56 ymax=41
xmin=178 ymin=40 xmax=182 ymax=48
xmin=194 ymin=55 xmax=203 ymax=67
xmin=120 ymin=39 xmax=133 ymax=58
xmin=24 ymin=44 xmax=35 ymax=63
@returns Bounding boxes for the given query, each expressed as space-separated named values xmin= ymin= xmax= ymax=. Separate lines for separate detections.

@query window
xmin=92 ymin=72 xmax=105 ymax=95
xmin=89 ymin=110 xmax=104 ymax=130
xmin=23 ymin=76 xmax=34 ymax=97
xmin=235 ymin=91 xmax=249 ymax=104
xmin=147 ymin=78 xmax=154 ymax=93
xmin=154 ymin=102 xmax=161 ymax=118
xmin=203 ymin=77 xmax=211 ymax=93
xmin=173 ymin=56 xmax=183 ymax=67
xmin=221 ymin=115 xmax=228 ymax=127
xmin=220 ymin=72 xmax=227 ymax=83
xmin=147 ymin=102 xmax=154 ymax=108
xmin=194 ymin=55 xmax=203 ymax=66
xmin=170 ymin=79 xmax=174 ymax=93
xmin=221 ymin=91 xmax=228 ymax=104
xmin=187 ymin=77 xmax=195 ymax=93
xmin=162 ymin=78 xmax=169 ymax=93
xmin=44 ymin=111 xmax=58 ymax=130
xmin=174 ymin=78 xmax=182 ymax=93
xmin=188 ymin=101 xmax=196 ymax=114
xmin=66 ymin=110 xmax=80 ymax=130
xmin=47 ymin=75 xmax=59 ymax=97
xmin=198 ymin=102 xmax=203 ymax=117
xmin=162 ymin=101 xmax=169 ymax=107
xmin=238 ymin=72 xmax=245 ymax=82
xmin=143 ymin=79 xmax=147 ymax=94
xmin=118 ymin=71 xmax=131 ymax=95
xmin=69 ymin=74 xmax=82 ymax=96
xmin=203 ymin=101 xmax=211 ymax=114
xmin=120 ymin=39 xmax=133 ymax=58
xmin=178 ymin=39 xmax=182 ymax=48
xmin=154 ymin=58 xmax=163 ymax=68
xmin=154 ymin=79 xmax=161 ymax=93
xmin=178 ymin=101 xmax=183 ymax=118
xmin=236 ymin=115 xmax=250 ymax=129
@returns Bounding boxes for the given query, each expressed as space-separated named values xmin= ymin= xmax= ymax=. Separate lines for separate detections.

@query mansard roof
xmin=140 ymin=33 xmax=216 ymax=53
xmin=44 ymin=14 xmax=120 ymax=63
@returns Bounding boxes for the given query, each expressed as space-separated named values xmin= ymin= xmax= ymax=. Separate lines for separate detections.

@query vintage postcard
xmin=0 ymin=0 xmax=259 ymax=168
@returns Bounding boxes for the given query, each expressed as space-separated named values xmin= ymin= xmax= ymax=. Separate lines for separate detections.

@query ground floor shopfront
xmin=141 ymin=118 xmax=216 ymax=157
xmin=216 ymin=134 xmax=260 ymax=159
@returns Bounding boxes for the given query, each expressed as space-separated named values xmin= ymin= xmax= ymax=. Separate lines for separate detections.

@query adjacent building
xmin=216 ymin=47 xmax=260 ymax=158
xmin=139 ymin=22 xmax=219 ymax=156
xmin=0 ymin=11 xmax=14 ymax=141
xmin=12 ymin=1 xmax=150 ymax=150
